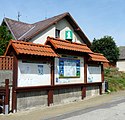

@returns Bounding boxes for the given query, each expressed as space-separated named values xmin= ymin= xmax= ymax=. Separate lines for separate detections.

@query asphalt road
xmin=46 ymin=94 xmax=125 ymax=120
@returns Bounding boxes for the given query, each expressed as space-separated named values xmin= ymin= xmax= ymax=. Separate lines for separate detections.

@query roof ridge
xmin=11 ymin=40 xmax=51 ymax=48
xmin=47 ymin=36 xmax=88 ymax=46
xmin=21 ymin=12 xmax=70 ymax=40
xmin=32 ymin=12 xmax=69 ymax=25
xmin=91 ymin=52 xmax=103 ymax=56
xmin=47 ymin=36 xmax=71 ymax=43
xmin=5 ymin=40 xmax=58 ymax=57
xmin=46 ymin=37 xmax=93 ymax=54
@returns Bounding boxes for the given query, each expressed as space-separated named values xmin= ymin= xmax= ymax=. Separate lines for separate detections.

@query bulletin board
xmin=87 ymin=65 xmax=102 ymax=83
xmin=55 ymin=57 xmax=84 ymax=85
xmin=18 ymin=60 xmax=51 ymax=87
xmin=59 ymin=58 xmax=80 ymax=78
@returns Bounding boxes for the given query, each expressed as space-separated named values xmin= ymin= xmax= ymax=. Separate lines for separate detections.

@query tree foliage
xmin=0 ymin=25 xmax=13 ymax=55
xmin=90 ymin=36 xmax=119 ymax=63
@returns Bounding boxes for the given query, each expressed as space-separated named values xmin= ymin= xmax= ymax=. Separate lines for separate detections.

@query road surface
xmin=47 ymin=96 xmax=125 ymax=120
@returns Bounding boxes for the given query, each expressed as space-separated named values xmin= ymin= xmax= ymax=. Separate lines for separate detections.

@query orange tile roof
xmin=5 ymin=40 xmax=58 ymax=57
xmin=46 ymin=37 xmax=93 ymax=53
xmin=88 ymin=53 xmax=109 ymax=63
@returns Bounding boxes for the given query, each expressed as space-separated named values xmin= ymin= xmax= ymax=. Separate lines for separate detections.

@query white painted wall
xmin=87 ymin=65 xmax=102 ymax=83
xmin=54 ymin=57 xmax=84 ymax=85
xmin=30 ymin=18 xmax=84 ymax=44
xmin=30 ymin=25 xmax=55 ymax=44
xmin=56 ymin=18 xmax=84 ymax=43
xmin=18 ymin=60 xmax=51 ymax=87
xmin=117 ymin=60 xmax=125 ymax=72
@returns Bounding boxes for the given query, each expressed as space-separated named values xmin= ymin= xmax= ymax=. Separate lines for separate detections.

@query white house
xmin=117 ymin=46 xmax=125 ymax=72
xmin=2 ymin=12 xmax=91 ymax=46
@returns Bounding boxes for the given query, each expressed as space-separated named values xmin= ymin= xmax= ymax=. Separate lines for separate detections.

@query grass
xmin=104 ymin=67 xmax=125 ymax=92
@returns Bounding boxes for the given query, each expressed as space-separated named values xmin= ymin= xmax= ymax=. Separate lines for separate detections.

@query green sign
xmin=65 ymin=30 xmax=73 ymax=40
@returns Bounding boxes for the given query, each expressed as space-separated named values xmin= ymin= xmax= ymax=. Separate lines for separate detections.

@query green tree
xmin=91 ymin=36 xmax=119 ymax=63
xmin=0 ymin=25 xmax=12 ymax=55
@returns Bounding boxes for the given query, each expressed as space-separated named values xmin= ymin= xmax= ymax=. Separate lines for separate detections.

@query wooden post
xmin=81 ymin=86 xmax=86 ymax=99
xmin=99 ymin=85 xmax=102 ymax=95
xmin=12 ymin=55 xmax=18 ymax=113
xmin=101 ymin=64 xmax=104 ymax=83
xmin=5 ymin=79 xmax=9 ymax=114
xmin=48 ymin=90 xmax=53 ymax=106
xmin=48 ymin=58 xmax=54 ymax=106
xmin=51 ymin=58 xmax=54 ymax=86
xmin=84 ymin=57 xmax=87 ymax=84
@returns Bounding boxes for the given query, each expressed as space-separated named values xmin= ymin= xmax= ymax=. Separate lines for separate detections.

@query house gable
xmin=31 ymin=18 xmax=85 ymax=44
xmin=55 ymin=18 xmax=84 ymax=43
xmin=2 ymin=12 xmax=91 ymax=46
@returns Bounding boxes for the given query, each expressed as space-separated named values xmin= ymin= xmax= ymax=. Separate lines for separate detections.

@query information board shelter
xmin=4 ymin=40 xmax=58 ymax=112
xmin=4 ymin=38 xmax=108 ymax=112
xmin=46 ymin=36 xmax=108 ymax=97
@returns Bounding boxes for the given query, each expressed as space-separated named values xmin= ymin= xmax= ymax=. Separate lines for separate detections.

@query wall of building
xmin=17 ymin=90 xmax=48 ymax=111
xmin=0 ymin=70 xmax=13 ymax=86
xmin=16 ymin=86 xmax=100 ymax=111
xmin=117 ymin=60 xmax=125 ymax=72
xmin=30 ymin=25 xmax=55 ymax=44
xmin=53 ymin=87 xmax=81 ymax=104
xmin=86 ymin=86 xmax=99 ymax=97
xmin=56 ymin=18 xmax=84 ymax=43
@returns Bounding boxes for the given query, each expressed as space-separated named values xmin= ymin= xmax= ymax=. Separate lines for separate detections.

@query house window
xmin=55 ymin=29 xmax=60 ymax=38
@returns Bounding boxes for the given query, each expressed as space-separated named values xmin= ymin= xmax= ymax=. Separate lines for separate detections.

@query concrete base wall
xmin=53 ymin=87 xmax=81 ymax=104
xmin=17 ymin=90 xmax=47 ymax=111
xmin=0 ymin=70 xmax=13 ymax=86
xmin=86 ymin=86 xmax=99 ymax=97
xmin=16 ymin=86 xmax=100 ymax=111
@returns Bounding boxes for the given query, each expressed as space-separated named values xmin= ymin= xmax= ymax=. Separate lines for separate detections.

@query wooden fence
xmin=0 ymin=56 xmax=13 ymax=70
xmin=0 ymin=56 xmax=12 ymax=114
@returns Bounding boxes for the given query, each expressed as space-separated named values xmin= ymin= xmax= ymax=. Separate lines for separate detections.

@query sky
xmin=0 ymin=0 xmax=125 ymax=46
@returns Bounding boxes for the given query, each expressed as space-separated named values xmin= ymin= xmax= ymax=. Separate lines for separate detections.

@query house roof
xmin=3 ymin=12 xmax=91 ymax=46
xmin=118 ymin=46 xmax=125 ymax=60
xmin=3 ymin=18 xmax=34 ymax=40
xmin=4 ymin=40 xmax=58 ymax=57
xmin=88 ymin=53 xmax=109 ymax=63
xmin=46 ymin=37 xmax=93 ymax=53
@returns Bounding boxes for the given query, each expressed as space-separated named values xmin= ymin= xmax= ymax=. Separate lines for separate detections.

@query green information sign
xmin=65 ymin=30 xmax=73 ymax=40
